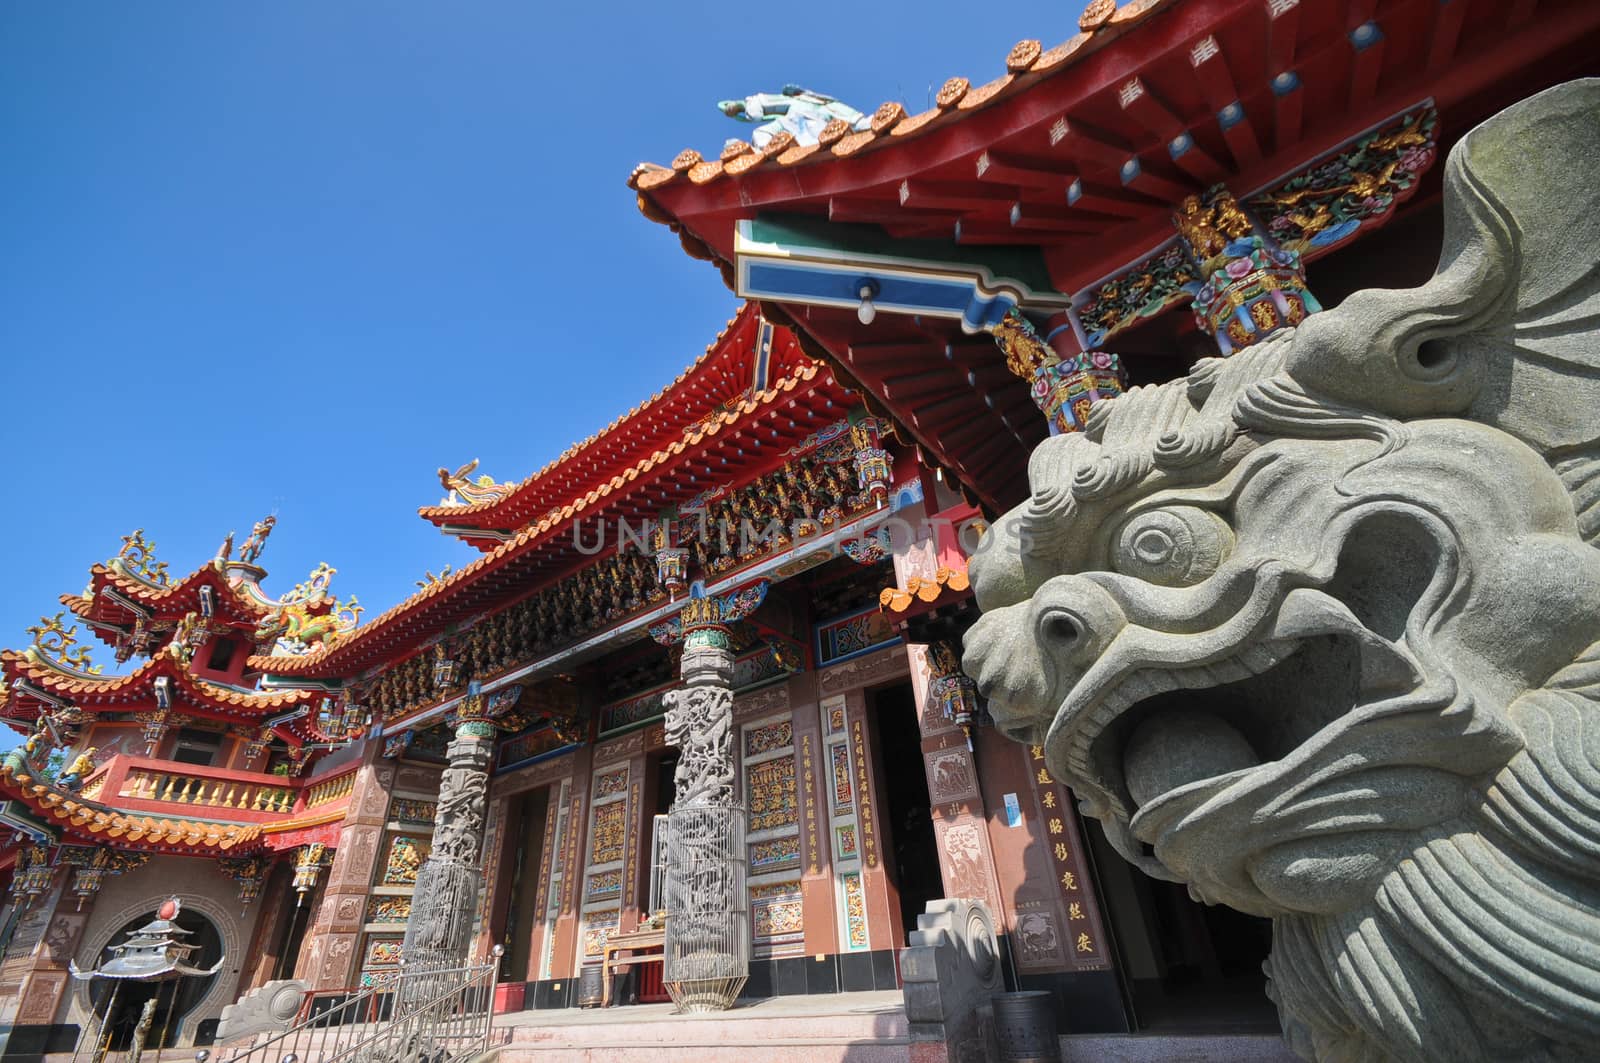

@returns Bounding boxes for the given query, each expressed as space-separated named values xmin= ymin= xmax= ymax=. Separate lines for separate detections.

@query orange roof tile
xmin=416 ymin=306 xmax=772 ymax=537
xmin=627 ymin=0 xmax=1176 ymax=197
xmin=2 ymin=646 xmax=320 ymax=717
xmin=254 ymin=361 xmax=826 ymax=677
xmin=879 ymin=565 xmax=972 ymax=614
xmin=0 ymin=762 xmax=262 ymax=853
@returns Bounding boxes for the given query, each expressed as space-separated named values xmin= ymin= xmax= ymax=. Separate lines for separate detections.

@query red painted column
xmin=847 ymin=688 xmax=902 ymax=949
xmin=786 ymin=670 xmax=839 ymax=956
xmin=907 ymin=643 xmax=1005 ymax=917
xmin=299 ymin=751 xmax=393 ymax=990
xmin=618 ymin=749 xmax=649 ymax=937
xmin=10 ymin=878 xmax=82 ymax=1030
xmin=547 ymin=742 xmax=593 ymax=980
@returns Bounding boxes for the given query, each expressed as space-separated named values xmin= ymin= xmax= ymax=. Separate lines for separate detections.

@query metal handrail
xmin=217 ymin=948 xmax=502 ymax=1063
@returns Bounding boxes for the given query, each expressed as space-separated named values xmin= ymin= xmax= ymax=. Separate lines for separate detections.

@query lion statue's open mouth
xmin=964 ymin=80 xmax=1600 ymax=1063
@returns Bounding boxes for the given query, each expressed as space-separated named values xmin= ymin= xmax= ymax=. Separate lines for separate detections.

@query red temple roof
xmin=254 ymin=352 xmax=855 ymax=679
xmin=64 ymin=559 xmax=277 ymax=650
xmin=633 ymin=0 xmax=1175 ymax=204
xmin=420 ymin=304 xmax=807 ymax=550
xmin=0 ymin=761 xmax=263 ymax=853
xmin=0 ymin=759 xmax=352 ymax=855
xmin=629 ymin=0 xmax=1600 ymax=511
xmin=2 ymin=645 xmax=322 ymax=726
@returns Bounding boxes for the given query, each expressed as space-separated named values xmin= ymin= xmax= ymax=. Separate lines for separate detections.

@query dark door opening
xmin=648 ymin=748 xmax=679 ymax=912
xmin=654 ymin=749 xmax=679 ymax=817
xmin=501 ymin=787 xmax=551 ymax=982
xmin=1085 ymin=819 xmax=1277 ymax=1031
xmin=90 ymin=907 xmax=221 ymax=1049
xmin=870 ymin=683 xmax=943 ymax=944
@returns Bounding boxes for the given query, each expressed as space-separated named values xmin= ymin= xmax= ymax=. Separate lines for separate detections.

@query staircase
xmin=217 ymin=951 xmax=503 ymax=1063
xmin=494 ymin=991 xmax=923 ymax=1063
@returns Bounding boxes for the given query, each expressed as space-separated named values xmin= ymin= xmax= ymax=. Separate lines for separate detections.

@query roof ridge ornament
xmin=437 ymin=459 xmax=512 ymax=507
xmin=25 ymin=613 xmax=102 ymax=676
xmin=111 ymin=529 xmax=170 ymax=587
xmin=718 ymin=85 xmax=871 ymax=151
xmin=237 ymin=514 xmax=276 ymax=566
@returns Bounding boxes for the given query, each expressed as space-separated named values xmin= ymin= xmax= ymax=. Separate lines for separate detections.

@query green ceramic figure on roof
xmin=718 ymin=84 xmax=870 ymax=150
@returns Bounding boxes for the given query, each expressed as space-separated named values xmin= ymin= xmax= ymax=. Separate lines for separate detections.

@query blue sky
xmin=0 ymin=2 xmax=1083 ymax=689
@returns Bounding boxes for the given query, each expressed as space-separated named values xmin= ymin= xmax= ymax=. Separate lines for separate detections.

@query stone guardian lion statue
xmin=963 ymin=79 xmax=1600 ymax=1062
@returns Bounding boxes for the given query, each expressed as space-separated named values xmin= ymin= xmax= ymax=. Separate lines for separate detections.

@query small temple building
xmin=0 ymin=0 xmax=1595 ymax=1057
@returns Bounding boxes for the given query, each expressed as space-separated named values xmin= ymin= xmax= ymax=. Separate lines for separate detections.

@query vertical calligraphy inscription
xmin=800 ymin=733 xmax=820 ymax=874
xmin=851 ymin=718 xmax=879 ymax=868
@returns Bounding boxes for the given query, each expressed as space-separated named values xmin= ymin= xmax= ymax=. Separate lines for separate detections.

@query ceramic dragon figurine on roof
xmin=437 ymin=458 xmax=511 ymax=506
xmin=718 ymin=84 xmax=870 ymax=150
xmin=963 ymin=80 xmax=1600 ymax=1062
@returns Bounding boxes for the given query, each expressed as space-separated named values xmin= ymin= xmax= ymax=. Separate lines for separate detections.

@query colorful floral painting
xmin=1247 ymin=105 xmax=1438 ymax=259
xmin=582 ymin=912 xmax=619 ymax=957
xmin=751 ymin=880 xmax=804 ymax=941
xmin=835 ymin=823 xmax=858 ymax=860
xmin=816 ymin=607 xmax=899 ymax=667
xmin=1076 ymin=242 xmax=1197 ymax=349
xmin=589 ymin=801 xmax=627 ymax=865
xmin=587 ymin=869 xmax=623 ymax=901
xmin=747 ymin=755 xmax=798 ymax=832
xmin=825 ymin=700 xmax=846 ymax=735
xmin=744 ymin=720 xmax=793 ymax=758
xmin=842 ymin=871 xmax=868 ymax=950
xmin=390 ymin=799 xmax=437 ymax=824
xmin=365 ymin=936 xmax=404 ymax=967
xmin=749 ymin=836 xmax=801 ymax=872
xmin=830 ymin=743 xmax=853 ymax=815
xmin=365 ymin=896 xmax=412 ymax=923
xmin=382 ymin=836 xmax=428 ymax=886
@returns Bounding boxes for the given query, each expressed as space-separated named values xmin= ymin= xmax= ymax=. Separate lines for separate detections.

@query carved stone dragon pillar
xmin=657 ymin=584 xmax=766 ymax=1011
xmin=400 ymin=694 xmax=495 ymax=971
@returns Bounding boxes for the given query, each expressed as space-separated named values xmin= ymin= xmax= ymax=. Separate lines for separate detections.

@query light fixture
xmin=856 ymin=279 xmax=880 ymax=325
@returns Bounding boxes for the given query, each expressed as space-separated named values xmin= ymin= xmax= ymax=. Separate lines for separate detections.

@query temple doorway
xmin=870 ymin=683 xmax=943 ymax=943
xmin=499 ymin=787 xmax=551 ymax=982
xmin=1085 ymin=821 xmax=1277 ymax=1031
xmin=88 ymin=907 xmax=221 ymax=1050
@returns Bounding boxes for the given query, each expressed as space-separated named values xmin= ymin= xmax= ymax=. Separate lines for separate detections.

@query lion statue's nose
xmin=962 ymin=575 xmax=1128 ymax=736
xmin=1026 ymin=575 xmax=1129 ymax=669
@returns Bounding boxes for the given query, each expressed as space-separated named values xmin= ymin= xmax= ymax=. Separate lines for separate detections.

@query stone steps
xmin=495 ymin=993 xmax=917 ymax=1063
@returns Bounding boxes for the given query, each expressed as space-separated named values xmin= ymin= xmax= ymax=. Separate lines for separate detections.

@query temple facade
xmin=0 ymin=306 xmax=1084 ymax=1053
xmin=1 ymin=0 xmax=1596 ymax=1057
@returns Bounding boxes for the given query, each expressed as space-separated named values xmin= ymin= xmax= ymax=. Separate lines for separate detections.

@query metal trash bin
xmin=578 ymin=964 xmax=605 ymax=1008
xmin=991 ymin=991 xmax=1061 ymax=1063
xmin=612 ymin=965 xmax=637 ymax=1007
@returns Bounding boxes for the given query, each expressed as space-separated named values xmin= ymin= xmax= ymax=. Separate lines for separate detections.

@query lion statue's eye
xmin=1111 ymin=506 xmax=1233 ymax=586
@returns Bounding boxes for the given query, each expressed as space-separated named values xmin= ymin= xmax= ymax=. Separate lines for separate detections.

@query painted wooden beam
xmin=1271 ymin=70 xmax=1305 ymax=152
xmin=1119 ymin=156 xmax=1194 ymax=203
xmin=974 ymin=151 xmax=1071 ymax=190
xmin=1187 ymin=34 xmax=1239 ymax=113
xmin=1045 ymin=115 xmax=1134 ymax=169
xmin=1118 ymin=76 xmax=1188 ymax=140
xmin=899 ymin=180 xmax=1018 ymax=212
xmin=1217 ymin=100 xmax=1264 ymax=170
xmin=1347 ymin=22 xmax=1386 ymax=112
